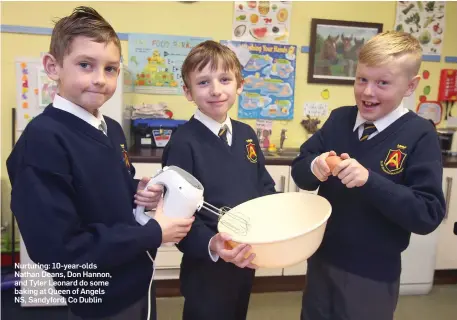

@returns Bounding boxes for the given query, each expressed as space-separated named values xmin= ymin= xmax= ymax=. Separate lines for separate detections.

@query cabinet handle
xmin=445 ymin=176 xmax=453 ymax=220
xmin=280 ymin=175 xmax=286 ymax=193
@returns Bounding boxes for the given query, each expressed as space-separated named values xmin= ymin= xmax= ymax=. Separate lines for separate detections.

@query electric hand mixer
xmin=134 ymin=166 xmax=250 ymax=236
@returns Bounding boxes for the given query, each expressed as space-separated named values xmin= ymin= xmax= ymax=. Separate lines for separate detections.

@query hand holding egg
xmin=312 ymin=151 xmax=338 ymax=182
xmin=325 ymin=155 xmax=343 ymax=172
xmin=332 ymin=153 xmax=369 ymax=188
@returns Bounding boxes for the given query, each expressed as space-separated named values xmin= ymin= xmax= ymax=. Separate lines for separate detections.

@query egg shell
xmin=325 ymin=155 xmax=343 ymax=172
xmin=226 ymin=240 xmax=252 ymax=259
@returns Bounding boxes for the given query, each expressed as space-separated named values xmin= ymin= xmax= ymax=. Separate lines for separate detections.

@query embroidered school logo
xmin=380 ymin=148 xmax=407 ymax=175
xmin=245 ymin=139 xmax=258 ymax=163
xmin=120 ymin=144 xmax=131 ymax=170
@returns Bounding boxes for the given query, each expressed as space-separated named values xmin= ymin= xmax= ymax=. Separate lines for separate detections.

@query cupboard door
xmin=283 ymin=261 xmax=307 ymax=276
xmin=131 ymin=162 xmax=161 ymax=179
xmin=288 ymin=168 xmax=318 ymax=194
xmin=436 ymin=168 xmax=457 ymax=269
xmin=266 ymin=165 xmax=290 ymax=193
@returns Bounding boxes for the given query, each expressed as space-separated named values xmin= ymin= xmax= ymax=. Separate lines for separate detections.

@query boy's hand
xmin=209 ymin=233 xmax=258 ymax=269
xmin=332 ymin=153 xmax=369 ymax=188
xmin=312 ymin=150 xmax=337 ymax=182
xmin=153 ymin=198 xmax=194 ymax=244
xmin=135 ymin=177 xmax=163 ymax=210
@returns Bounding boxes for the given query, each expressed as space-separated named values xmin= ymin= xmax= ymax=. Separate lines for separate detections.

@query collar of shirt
xmin=52 ymin=94 xmax=108 ymax=135
xmin=353 ymin=102 xmax=409 ymax=134
xmin=194 ymin=108 xmax=233 ymax=138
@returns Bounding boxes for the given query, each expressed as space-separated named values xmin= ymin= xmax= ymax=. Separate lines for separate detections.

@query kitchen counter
xmin=128 ymin=144 xmax=298 ymax=166
xmin=128 ymin=145 xmax=457 ymax=168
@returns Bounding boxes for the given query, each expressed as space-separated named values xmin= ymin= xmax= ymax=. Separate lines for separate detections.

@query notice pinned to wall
xmin=222 ymin=40 xmax=297 ymax=121
xmin=303 ymin=102 xmax=328 ymax=117
xmin=128 ymin=33 xmax=210 ymax=95
xmin=232 ymin=1 xmax=292 ymax=44
xmin=394 ymin=1 xmax=446 ymax=56
xmin=15 ymin=58 xmax=44 ymax=131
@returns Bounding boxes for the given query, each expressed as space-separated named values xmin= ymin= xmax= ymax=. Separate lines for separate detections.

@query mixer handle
xmin=133 ymin=166 xmax=167 ymax=225
xmin=134 ymin=178 xmax=159 ymax=225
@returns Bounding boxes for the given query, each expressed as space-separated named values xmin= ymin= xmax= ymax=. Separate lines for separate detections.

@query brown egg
xmin=226 ymin=240 xmax=252 ymax=259
xmin=325 ymin=155 xmax=343 ymax=172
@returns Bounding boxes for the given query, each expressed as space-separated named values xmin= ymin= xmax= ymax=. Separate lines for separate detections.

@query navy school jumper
xmin=7 ymin=105 xmax=162 ymax=318
xmin=291 ymin=106 xmax=445 ymax=282
xmin=162 ymin=116 xmax=276 ymax=319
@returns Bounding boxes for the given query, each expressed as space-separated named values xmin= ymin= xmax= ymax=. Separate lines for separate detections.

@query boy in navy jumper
xmin=7 ymin=7 xmax=193 ymax=320
xmin=162 ymin=40 xmax=276 ymax=320
xmin=292 ymin=31 xmax=445 ymax=320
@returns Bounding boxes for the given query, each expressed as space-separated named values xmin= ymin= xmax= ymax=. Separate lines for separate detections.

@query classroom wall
xmin=2 ymin=1 xmax=457 ymax=226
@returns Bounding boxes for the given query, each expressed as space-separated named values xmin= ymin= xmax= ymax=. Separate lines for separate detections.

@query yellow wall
xmin=2 ymin=1 xmax=457 ymax=225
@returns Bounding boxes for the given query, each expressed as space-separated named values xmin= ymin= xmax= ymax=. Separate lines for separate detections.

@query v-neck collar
xmin=348 ymin=107 xmax=415 ymax=152
xmin=44 ymin=105 xmax=113 ymax=148
xmin=194 ymin=109 xmax=233 ymax=145
xmin=190 ymin=117 xmax=237 ymax=152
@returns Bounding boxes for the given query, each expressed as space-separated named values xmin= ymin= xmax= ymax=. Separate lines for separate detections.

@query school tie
xmin=360 ymin=122 xmax=377 ymax=141
xmin=218 ymin=125 xmax=228 ymax=145
xmin=98 ymin=122 xmax=107 ymax=136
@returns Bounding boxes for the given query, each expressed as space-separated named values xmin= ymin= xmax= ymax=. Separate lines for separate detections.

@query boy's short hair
xmin=181 ymin=40 xmax=243 ymax=88
xmin=358 ymin=31 xmax=422 ymax=77
xmin=49 ymin=6 xmax=121 ymax=65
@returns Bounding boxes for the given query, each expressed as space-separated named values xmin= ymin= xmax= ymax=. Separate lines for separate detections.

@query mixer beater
xmin=200 ymin=202 xmax=251 ymax=236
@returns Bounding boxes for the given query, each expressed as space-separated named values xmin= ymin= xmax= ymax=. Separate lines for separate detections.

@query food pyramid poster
xmin=128 ymin=34 xmax=211 ymax=95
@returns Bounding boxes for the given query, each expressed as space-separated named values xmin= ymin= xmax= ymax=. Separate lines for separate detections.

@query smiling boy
xmin=162 ymin=40 xmax=276 ymax=320
xmin=292 ymin=31 xmax=445 ymax=320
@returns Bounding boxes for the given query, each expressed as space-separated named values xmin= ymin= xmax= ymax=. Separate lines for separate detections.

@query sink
xmin=280 ymin=151 xmax=300 ymax=157
xmin=263 ymin=148 xmax=300 ymax=158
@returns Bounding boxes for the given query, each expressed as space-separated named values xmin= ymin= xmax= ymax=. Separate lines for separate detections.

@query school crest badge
xmin=245 ymin=139 xmax=258 ymax=163
xmin=120 ymin=144 xmax=131 ymax=170
xmin=380 ymin=148 xmax=407 ymax=175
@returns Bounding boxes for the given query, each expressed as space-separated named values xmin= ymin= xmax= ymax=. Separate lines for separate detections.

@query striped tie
xmin=218 ymin=125 xmax=228 ymax=145
xmin=98 ymin=123 xmax=107 ymax=136
xmin=360 ymin=122 xmax=377 ymax=141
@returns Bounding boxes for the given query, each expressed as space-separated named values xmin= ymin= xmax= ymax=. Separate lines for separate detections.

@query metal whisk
xmin=200 ymin=201 xmax=250 ymax=236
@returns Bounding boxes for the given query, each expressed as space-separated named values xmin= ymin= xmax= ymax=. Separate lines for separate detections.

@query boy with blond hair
xmin=292 ymin=31 xmax=445 ymax=320
xmin=7 ymin=6 xmax=193 ymax=320
xmin=162 ymin=40 xmax=276 ymax=319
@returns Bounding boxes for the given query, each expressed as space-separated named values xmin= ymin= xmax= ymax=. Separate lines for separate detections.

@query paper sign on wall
xmin=15 ymin=58 xmax=43 ymax=131
xmin=256 ymin=119 xmax=273 ymax=131
xmin=232 ymin=1 xmax=292 ymax=44
xmin=226 ymin=42 xmax=252 ymax=67
xmin=394 ymin=1 xmax=446 ymax=56
xmin=255 ymin=119 xmax=273 ymax=149
xmin=37 ymin=66 xmax=57 ymax=107
xmin=304 ymin=102 xmax=328 ymax=117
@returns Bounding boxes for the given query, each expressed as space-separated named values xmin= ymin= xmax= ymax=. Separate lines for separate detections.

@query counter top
xmin=128 ymin=145 xmax=297 ymax=166
xmin=128 ymin=145 xmax=457 ymax=168
xmin=443 ymin=155 xmax=457 ymax=168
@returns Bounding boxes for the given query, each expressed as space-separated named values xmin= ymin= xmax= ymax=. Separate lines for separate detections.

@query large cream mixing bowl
xmin=218 ymin=192 xmax=332 ymax=268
